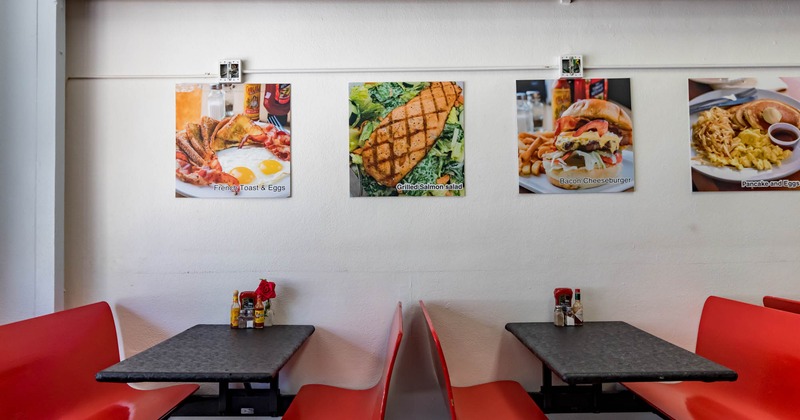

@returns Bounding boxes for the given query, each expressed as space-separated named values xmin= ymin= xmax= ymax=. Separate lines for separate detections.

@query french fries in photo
xmin=532 ymin=160 xmax=542 ymax=176
xmin=517 ymin=131 xmax=555 ymax=176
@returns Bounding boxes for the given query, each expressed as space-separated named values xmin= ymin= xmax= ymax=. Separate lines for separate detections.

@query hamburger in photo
xmin=543 ymin=99 xmax=633 ymax=189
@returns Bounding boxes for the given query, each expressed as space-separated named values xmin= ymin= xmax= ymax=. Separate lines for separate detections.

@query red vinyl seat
xmin=624 ymin=296 xmax=800 ymax=420
xmin=282 ymin=302 xmax=404 ymax=420
xmin=0 ymin=302 xmax=198 ymax=420
xmin=420 ymin=301 xmax=548 ymax=420
xmin=763 ymin=295 xmax=800 ymax=314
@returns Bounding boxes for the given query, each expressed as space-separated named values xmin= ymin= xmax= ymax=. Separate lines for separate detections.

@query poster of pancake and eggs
xmin=689 ymin=77 xmax=800 ymax=192
xmin=349 ymin=81 xmax=465 ymax=197
xmin=175 ymin=83 xmax=291 ymax=198
xmin=516 ymin=78 xmax=634 ymax=194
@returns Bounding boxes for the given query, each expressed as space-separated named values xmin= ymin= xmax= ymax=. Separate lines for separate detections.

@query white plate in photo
xmin=689 ymin=89 xmax=800 ymax=182
xmin=689 ymin=78 xmax=758 ymax=90
xmin=519 ymin=150 xmax=634 ymax=194
xmin=175 ymin=175 xmax=290 ymax=198
xmin=175 ymin=146 xmax=291 ymax=198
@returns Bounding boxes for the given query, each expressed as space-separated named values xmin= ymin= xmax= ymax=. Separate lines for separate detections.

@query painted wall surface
xmin=0 ymin=1 xmax=38 ymax=323
xmin=1 ymin=0 xmax=64 ymax=325
xmin=64 ymin=1 xmax=800 ymax=419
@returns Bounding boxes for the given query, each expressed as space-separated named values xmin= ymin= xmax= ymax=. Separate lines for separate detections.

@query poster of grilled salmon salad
xmin=517 ymin=78 xmax=634 ymax=194
xmin=689 ymin=77 xmax=800 ymax=192
xmin=175 ymin=83 xmax=291 ymax=198
xmin=349 ymin=81 xmax=465 ymax=197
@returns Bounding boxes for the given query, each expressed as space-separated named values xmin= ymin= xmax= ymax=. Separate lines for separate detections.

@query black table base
xmin=172 ymin=383 xmax=294 ymax=417
xmin=533 ymin=386 xmax=658 ymax=415
xmin=535 ymin=365 xmax=658 ymax=415
xmin=538 ymin=366 xmax=644 ymax=414
xmin=218 ymin=378 xmax=280 ymax=416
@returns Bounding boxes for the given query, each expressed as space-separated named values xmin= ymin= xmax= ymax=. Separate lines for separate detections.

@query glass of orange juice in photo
xmin=175 ymin=83 xmax=202 ymax=131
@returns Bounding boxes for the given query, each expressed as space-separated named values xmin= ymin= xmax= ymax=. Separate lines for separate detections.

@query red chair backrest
xmin=420 ymin=301 xmax=457 ymax=420
xmin=0 ymin=302 xmax=121 ymax=416
xmin=695 ymin=296 xmax=800 ymax=410
xmin=763 ymin=295 xmax=800 ymax=314
xmin=369 ymin=302 xmax=404 ymax=420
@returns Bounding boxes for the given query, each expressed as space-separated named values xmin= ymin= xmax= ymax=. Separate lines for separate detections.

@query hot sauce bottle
xmin=230 ymin=290 xmax=241 ymax=329
xmin=572 ymin=289 xmax=584 ymax=326
xmin=254 ymin=296 xmax=265 ymax=329
xmin=243 ymin=84 xmax=261 ymax=120
xmin=551 ymin=79 xmax=572 ymax=122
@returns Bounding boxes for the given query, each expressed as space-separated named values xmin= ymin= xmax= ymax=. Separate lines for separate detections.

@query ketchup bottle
xmin=572 ymin=79 xmax=587 ymax=101
xmin=263 ymin=84 xmax=291 ymax=128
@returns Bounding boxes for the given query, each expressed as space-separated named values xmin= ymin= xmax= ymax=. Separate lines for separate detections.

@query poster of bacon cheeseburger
xmin=174 ymin=83 xmax=291 ymax=198
xmin=517 ymin=78 xmax=634 ymax=194
xmin=349 ymin=82 xmax=465 ymax=197
xmin=689 ymin=77 xmax=800 ymax=192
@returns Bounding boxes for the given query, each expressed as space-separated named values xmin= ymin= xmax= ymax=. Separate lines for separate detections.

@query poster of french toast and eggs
xmin=174 ymin=83 xmax=291 ymax=198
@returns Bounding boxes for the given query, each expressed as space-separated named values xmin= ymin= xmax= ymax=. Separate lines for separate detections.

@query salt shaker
xmin=207 ymin=84 xmax=225 ymax=120
xmin=517 ymin=93 xmax=534 ymax=133
xmin=554 ymin=305 xmax=565 ymax=327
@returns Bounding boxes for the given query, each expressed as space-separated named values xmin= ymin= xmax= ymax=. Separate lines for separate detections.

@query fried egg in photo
xmin=216 ymin=146 xmax=290 ymax=187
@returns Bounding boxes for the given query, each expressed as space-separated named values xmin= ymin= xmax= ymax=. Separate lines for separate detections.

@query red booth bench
xmin=763 ymin=295 xmax=800 ymax=314
xmin=420 ymin=301 xmax=547 ymax=420
xmin=624 ymin=296 xmax=800 ymax=420
xmin=0 ymin=302 xmax=198 ymax=420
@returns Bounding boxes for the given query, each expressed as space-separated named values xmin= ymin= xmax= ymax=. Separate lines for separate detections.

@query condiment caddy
xmin=553 ymin=287 xmax=583 ymax=327
xmin=230 ymin=279 xmax=277 ymax=329
xmin=231 ymin=290 xmax=261 ymax=329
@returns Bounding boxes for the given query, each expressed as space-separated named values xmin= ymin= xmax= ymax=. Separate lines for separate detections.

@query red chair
xmin=283 ymin=302 xmax=403 ymax=420
xmin=0 ymin=302 xmax=198 ymax=420
xmin=763 ymin=295 xmax=800 ymax=314
xmin=624 ymin=296 xmax=800 ymax=420
xmin=420 ymin=301 xmax=548 ymax=420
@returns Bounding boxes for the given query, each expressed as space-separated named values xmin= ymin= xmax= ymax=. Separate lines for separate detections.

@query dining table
xmin=505 ymin=321 xmax=737 ymax=414
xmin=96 ymin=324 xmax=315 ymax=416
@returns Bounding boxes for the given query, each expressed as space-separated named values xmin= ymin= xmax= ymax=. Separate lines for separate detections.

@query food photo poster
xmin=174 ymin=83 xmax=292 ymax=198
xmin=349 ymin=81 xmax=465 ymax=197
xmin=689 ymin=77 xmax=800 ymax=192
xmin=517 ymin=78 xmax=634 ymax=194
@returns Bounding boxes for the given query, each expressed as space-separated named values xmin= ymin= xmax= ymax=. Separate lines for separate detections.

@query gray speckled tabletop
xmin=505 ymin=321 xmax=737 ymax=384
xmin=96 ymin=324 xmax=314 ymax=383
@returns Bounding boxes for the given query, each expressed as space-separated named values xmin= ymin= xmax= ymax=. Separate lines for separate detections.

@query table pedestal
xmin=217 ymin=376 xmax=281 ymax=416
xmin=536 ymin=366 xmax=652 ymax=413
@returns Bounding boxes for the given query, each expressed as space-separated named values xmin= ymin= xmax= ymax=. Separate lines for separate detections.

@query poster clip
xmin=219 ymin=59 xmax=242 ymax=83
xmin=559 ymin=55 xmax=583 ymax=78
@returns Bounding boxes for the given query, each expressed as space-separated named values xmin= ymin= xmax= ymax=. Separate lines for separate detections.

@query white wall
xmin=64 ymin=1 xmax=800 ymax=419
xmin=0 ymin=0 xmax=38 ymax=323
xmin=0 ymin=0 xmax=64 ymax=324
xmin=0 ymin=2 xmax=36 ymax=323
